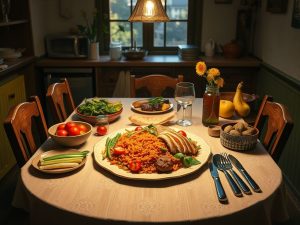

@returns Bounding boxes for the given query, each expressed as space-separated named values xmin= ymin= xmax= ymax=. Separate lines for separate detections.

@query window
xmin=97 ymin=0 xmax=202 ymax=54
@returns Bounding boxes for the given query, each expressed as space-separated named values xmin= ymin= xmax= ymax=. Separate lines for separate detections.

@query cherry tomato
xmin=57 ymin=124 xmax=66 ymax=131
xmin=77 ymin=124 xmax=88 ymax=133
xmin=113 ymin=147 xmax=126 ymax=156
xmin=97 ymin=126 xmax=107 ymax=136
xmin=68 ymin=126 xmax=81 ymax=136
xmin=56 ymin=129 xmax=68 ymax=136
xmin=65 ymin=122 xmax=76 ymax=132
xmin=129 ymin=160 xmax=141 ymax=172
xmin=177 ymin=130 xmax=187 ymax=137
xmin=135 ymin=126 xmax=143 ymax=131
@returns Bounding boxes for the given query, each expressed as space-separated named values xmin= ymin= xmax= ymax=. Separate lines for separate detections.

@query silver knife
xmin=209 ymin=162 xmax=227 ymax=202
xmin=228 ymin=155 xmax=261 ymax=193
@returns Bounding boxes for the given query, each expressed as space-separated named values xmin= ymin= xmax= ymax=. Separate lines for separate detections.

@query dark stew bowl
xmin=75 ymin=107 xmax=123 ymax=125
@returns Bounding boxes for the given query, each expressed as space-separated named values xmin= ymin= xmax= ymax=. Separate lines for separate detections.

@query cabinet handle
xmin=8 ymin=93 xmax=15 ymax=99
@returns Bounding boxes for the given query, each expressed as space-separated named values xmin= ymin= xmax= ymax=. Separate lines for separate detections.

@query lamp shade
xmin=128 ymin=0 xmax=170 ymax=22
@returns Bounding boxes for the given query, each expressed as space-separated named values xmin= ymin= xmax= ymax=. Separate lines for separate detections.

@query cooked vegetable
xmin=174 ymin=153 xmax=200 ymax=167
xmin=143 ymin=124 xmax=158 ymax=136
xmin=104 ymin=133 xmax=121 ymax=159
xmin=40 ymin=157 xmax=83 ymax=166
xmin=39 ymin=162 xmax=80 ymax=170
xmin=42 ymin=151 xmax=89 ymax=161
xmin=77 ymin=98 xmax=122 ymax=116
xmin=113 ymin=147 xmax=126 ymax=156
xmin=182 ymin=156 xmax=200 ymax=167
xmin=129 ymin=160 xmax=141 ymax=172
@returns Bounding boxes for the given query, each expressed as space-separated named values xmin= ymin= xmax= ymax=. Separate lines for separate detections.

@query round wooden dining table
xmin=13 ymin=98 xmax=289 ymax=225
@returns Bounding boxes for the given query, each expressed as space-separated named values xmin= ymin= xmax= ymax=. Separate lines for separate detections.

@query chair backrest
xmin=254 ymin=95 xmax=293 ymax=162
xmin=130 ymin=74 xmax=184 ymax=97
xmin=4 ymin=96 xmax=48 ymax=167
xmin=46 ymin=78 xmax=75 ymax=122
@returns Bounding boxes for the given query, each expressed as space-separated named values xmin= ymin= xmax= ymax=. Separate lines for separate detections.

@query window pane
xmin=154 ymin=23 xmax=164 ymax=47
xmin=110 ymin=0 xmax=130 ymax=20
xmin=167 ymin=0 xmax=188 ymax=20
xmin=110 ymin=22 xmax=131 ymax=46
xmin=133 ymin=23 xmax=143 ymax=47
xmin=166 ymin=22 xmax=187 ymax=46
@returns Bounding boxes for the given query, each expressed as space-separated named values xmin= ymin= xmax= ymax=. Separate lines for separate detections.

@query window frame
xmin=96 ymin=0 xmax=202 ymax=55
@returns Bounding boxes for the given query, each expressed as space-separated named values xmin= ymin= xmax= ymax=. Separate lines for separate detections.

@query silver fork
xmin=221 ymin=153 xmax=251 ymax=195
xmin=213 ymin=154 xmax=242 ymax=197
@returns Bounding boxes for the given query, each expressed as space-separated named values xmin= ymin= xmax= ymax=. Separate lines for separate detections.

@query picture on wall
xmin=292 ymin=0 xmax=300 ymax=28
xmin=266 ymin=0 xmax=288 ymax=13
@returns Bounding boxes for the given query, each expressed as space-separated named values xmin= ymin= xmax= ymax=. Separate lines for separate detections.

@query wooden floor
xmin=0 ymin=166 xmax=299 ymax=225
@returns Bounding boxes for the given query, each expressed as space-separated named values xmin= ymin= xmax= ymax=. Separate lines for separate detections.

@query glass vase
xmin=202 ymin=84 xmax=220 ymax=126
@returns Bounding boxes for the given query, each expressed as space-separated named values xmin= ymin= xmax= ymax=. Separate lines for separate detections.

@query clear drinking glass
xmin=175 ymin=82 xmax=195 ymax=126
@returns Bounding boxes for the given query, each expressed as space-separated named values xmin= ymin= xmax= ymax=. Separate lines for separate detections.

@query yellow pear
xmin=219 ymin=100 xmax=235 ymax=118
xmin=233 ymin=82 xmax=250 ymax=117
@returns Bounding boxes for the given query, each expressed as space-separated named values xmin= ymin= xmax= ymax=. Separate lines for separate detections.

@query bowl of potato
xmin=220 ymin=122 xmax=259 ymax=151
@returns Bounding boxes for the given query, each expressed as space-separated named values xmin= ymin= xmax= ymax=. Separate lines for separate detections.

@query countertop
xmin=36 ymin=55 xmax=261 ymax=68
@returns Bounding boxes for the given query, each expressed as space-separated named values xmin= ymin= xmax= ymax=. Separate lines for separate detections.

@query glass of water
xmin=174 ymin=82 xmax=195 ymax=126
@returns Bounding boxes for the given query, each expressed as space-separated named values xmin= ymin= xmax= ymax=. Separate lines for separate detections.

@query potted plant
xmin=77 ymin=9 xmax=100 ymax=60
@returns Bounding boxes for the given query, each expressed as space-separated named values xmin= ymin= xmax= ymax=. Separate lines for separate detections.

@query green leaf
xmin=183 ymin=156 xmax=200 ymax=167
xmin=174 ymin=153 xmax=185 ymax=159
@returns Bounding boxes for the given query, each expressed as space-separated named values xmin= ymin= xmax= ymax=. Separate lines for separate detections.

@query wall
xmin=253 ymin=1 xmax=300 ymax=195
xmin=254 ymin=1 xmax=300 ymax=82
xmin=30 ymin=0 xmax=94 ymax=56
xmin=30 ymin=0 xmax=48 ymax=56
xmin=201 ymin=0 xmax=240 ymax=51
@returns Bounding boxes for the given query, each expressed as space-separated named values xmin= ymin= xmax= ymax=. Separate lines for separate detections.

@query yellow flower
xmin=207 ymin=68 xmax=220 ymax=77
xmin=206 ymin=73 xmax=214 ymax=82
xmin=215 ymin=78 xmax=224 ymax=88
xmin=195 ymin=61 xmax=207 ymax=76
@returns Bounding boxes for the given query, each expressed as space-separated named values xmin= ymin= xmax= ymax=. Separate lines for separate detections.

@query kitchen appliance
xmin=46 ymin=34 xmax=88 ymax=58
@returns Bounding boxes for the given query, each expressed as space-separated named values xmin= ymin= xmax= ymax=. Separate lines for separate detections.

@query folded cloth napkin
xmin=129 ymin=111 xmax=176 ymax=126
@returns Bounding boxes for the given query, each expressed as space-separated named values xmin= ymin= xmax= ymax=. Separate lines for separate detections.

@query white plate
xmin=93 ymin=127 xmax=211 ymax=180
xmin=131 ymin=99 xmax=174 ymax=115
xmin=31 ymin=149 xmax=87 ymax=174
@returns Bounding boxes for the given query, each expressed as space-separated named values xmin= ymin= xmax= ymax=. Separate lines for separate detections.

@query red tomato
xmin=65 ymin=122 xmax=76 ymax=132
xmin=68 ymin=126 xmax=81 ymax=136
xmin=56 ymin=129 xmax=68 ymax=136
xmin=129 ymin=160 xmax=141 ymax=172
xmin=77 ymin=124 xmax=88 ymax=133
xmin=57 ymin=124 xmax=66 ymax=131
xmin=177 ymin=130 xmax=187 ymax=137
xmin=135 ymin=126 xmax=143 ymax=131
xmin=97 ymin=126 xmax=107 ymax=136
xmin=113 ymin=147 xmax=126 ymax=156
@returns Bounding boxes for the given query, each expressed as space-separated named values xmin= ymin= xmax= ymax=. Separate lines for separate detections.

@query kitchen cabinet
xmin=0 ymin=0 xmax=34 ymax=57
xmin=36 ymin=55 xmax=260 ymax=98
xmin=0 ymin=75 xmax=26 ymax=179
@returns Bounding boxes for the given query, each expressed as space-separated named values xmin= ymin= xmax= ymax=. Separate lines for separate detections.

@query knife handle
xmin=230 ymin=169 xmax=251 ymax=195
xmin=213 ymin=177 xmax=227 ymax=202
xmin=224 ymin=171 xmax=242 ymax=197
xmin=240 ymin=169 xmax=261 ymax=193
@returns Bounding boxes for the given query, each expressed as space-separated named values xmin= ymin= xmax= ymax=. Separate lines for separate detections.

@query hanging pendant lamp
xmin=128 ymin=0 xmax=170 ymax=22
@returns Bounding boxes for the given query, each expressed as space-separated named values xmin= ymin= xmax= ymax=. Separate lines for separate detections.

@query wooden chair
xmin=130 ymin=74 xmax=184 ymax=97
xmin=4 ymin=96 xmax=48 ymax=167
xmin=46 ymin=78 xmax=75 ymax=123
xmin=254 ymin=95 xmax=293 ymax=162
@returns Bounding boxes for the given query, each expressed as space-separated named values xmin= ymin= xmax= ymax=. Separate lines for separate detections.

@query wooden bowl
xmin=220 ymin=122 xmax=259 ymax=151
xmin=220 ymin=92 xmax=258 ymax=103
xmin=48 ymin=121 xmax=92 ymax=147
xmin=75 ymin=108 xmax=123 ymax=125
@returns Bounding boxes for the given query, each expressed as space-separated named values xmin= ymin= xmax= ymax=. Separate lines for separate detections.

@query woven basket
xmin=220 ymin=123 xmax=259 ymax=151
